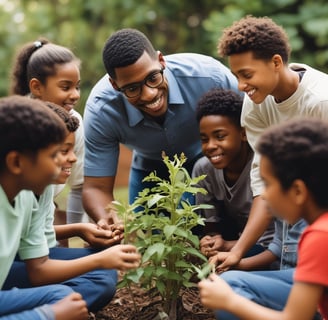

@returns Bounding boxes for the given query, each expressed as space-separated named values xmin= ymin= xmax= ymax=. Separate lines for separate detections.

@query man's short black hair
xmin=102 ymin=28 xmax=157 ymax=79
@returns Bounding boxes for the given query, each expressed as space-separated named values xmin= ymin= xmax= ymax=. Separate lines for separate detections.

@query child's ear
xmin=6 ymin=151 xmax=23 ymax=175
xmin=241 ymin=128 xmax=247 ymax=142
xmin=292 ymin=179 xmax=307 ymax=205
xmin=272 ymin=54 xmax=283 ymax=69
xmin=29 ymin=78 xmax=43 ymax=98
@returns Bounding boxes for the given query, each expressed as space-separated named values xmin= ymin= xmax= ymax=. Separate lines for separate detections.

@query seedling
xmin=113 ymin=153 xmax=213 ymax=319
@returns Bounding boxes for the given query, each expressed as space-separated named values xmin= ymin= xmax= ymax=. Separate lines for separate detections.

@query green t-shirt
xmin=39 ymin=185 xmax=57 ymax=249
xmin=0 ymin=185 xmax=49 ymax=288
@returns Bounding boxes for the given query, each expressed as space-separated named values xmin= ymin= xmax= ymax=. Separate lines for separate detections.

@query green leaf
xmin=147 ymin=193 xmax=165 ymax=207
xmin=142 ymin=242 xmax=165 ymax=262
xmin=195 ymin=263 xmax=214 ymax=280
xmin=163 ymin=225 xmax=177 ymax=238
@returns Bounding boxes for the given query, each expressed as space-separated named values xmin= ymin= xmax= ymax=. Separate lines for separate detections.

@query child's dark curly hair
xmin=257 ymin=118 xmax=328 ymax=207
xmin=0 ymin=96 xmax=66 ymax=169
xmin=218 ymin=15 xmax=291 ymax=63
xmin=196 ymin=88 xmax=243 ymax=128
xmin=44 ymin=101 xmax=79 ymax=133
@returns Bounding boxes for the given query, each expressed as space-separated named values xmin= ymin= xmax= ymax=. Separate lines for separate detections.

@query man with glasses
xmin=82 ymin=28 xmax=240 ymax=232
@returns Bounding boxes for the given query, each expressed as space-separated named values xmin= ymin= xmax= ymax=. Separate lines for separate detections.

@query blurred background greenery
xmin=1 ymin=0 xmax=328 ymax=117
xmin=2 ymin=0 xmax=328 ymax=211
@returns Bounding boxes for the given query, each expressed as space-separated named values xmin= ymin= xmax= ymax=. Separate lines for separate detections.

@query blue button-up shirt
xmin=84 ymin=53 xmax=239 ymax=177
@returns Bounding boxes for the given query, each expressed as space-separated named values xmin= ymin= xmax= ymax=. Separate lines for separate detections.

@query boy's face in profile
xmin=260 ymin=155 xmax=300 ymax=224
xmin=20 ymin=143 xmax=62 ymax=195
xmin=54 ymin=132 xmax=77 ymax=184
xmin=199 ymin=115 xmax=247 ymax=170
xmin=229 ymin=51 xmax=279 ymax=105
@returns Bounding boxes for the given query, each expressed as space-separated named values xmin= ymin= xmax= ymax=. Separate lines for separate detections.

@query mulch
xmin=89 ymin=284 xmax=215 ymax=320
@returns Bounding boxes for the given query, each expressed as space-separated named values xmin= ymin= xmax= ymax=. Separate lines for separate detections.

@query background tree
xmin=1 ymin=0 xmax=328 ymax=115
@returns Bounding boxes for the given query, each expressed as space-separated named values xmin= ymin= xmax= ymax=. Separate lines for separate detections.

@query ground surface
xmin=89 ymin=284 xmax=215 ymax=320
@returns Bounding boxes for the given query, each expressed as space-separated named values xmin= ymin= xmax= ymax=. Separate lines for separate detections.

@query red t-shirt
xmin=294 ymin=213 xmax=328 ymax=319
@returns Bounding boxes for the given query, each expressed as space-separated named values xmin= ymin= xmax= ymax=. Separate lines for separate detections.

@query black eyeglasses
xmin=117 ymin=68 xmax=164 ymax=98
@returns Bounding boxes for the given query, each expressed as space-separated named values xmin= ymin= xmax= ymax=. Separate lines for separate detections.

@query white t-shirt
xmin=241 ymin=63 xmax=328 ymax=196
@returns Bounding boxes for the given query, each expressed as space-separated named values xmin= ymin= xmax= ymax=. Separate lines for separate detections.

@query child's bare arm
xmin=198 ymin=274 xmax=322 ymax=320
xmin=25 ymin=244 xmax=141 ymax=285
xmin=215 ymin=197 xmax=272 ymax=272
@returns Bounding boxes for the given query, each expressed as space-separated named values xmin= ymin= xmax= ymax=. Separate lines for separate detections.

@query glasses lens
xmin=145 ymin=70 xmax=163 ymax=88
xmin=122 ymin=69 xmax=163 ymax=98
xmin=123 ymin=85 xmax=140 ymax=98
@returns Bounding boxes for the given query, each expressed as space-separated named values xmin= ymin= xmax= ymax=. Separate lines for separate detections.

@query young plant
xmin=113 ymin=153 xmax=213 ymax=319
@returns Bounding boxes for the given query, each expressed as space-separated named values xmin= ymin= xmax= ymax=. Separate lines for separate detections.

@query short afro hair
xmin=196 ymin=88 xmax=243 ymax=128
xmin=102 ymin=28 xmax=157 ymax=79
xmin=218 ymin=15 xmax=291 ymax=63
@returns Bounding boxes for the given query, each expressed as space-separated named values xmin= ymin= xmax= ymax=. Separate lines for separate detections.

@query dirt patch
xmin=89 ymin=285 xmax=215 ymax=320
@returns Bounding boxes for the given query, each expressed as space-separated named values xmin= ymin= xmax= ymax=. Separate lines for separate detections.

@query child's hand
xmin=200 ymin=234 xmax=225 ymax=257
xmin=198 ymin=273 xmax=235 ymax=310
xmin=209 ymin=251 xmax=242 ymax=273
xmin=79 ymin=223 xmax=124 ymax=247
xmin=52 ymin=292 xmax=88 ymax=320
xmin=101 ymin=244 xmax=141 ymax=271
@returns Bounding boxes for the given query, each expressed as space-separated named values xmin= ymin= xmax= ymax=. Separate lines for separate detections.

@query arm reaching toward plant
xmin=213 ymin=196 xmax=272 ymax=272
xmin=82 ymin=176 xmax=123 ymax=236
xmin=25 ymin=244 xmax=141 ymax=285
xmin=198 ymin=273 xmax=322 ymax=320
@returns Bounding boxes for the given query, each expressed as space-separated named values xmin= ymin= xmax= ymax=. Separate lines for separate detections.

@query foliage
xmin=1 ymin=0 xmax=327 ymax=115
xmin=113 ymin=153 xmax=212 ymax=318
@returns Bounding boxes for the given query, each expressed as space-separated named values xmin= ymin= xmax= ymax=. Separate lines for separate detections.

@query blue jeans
xmin=215 ymin=269 xmax=321 ymax=320
xmin=0 ymin=284 xmax=73 ymax=320
xmin=3 ymin=247 xmax=117 ymax=312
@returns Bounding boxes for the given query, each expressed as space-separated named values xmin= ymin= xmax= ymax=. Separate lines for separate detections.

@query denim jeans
xmin=3 ymin=247 xmax=117 ymax=312
xmin=215 ymin=268 xmax=321 ymax=320
xmin=0 ymin=284 xmax=73 ymax=320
